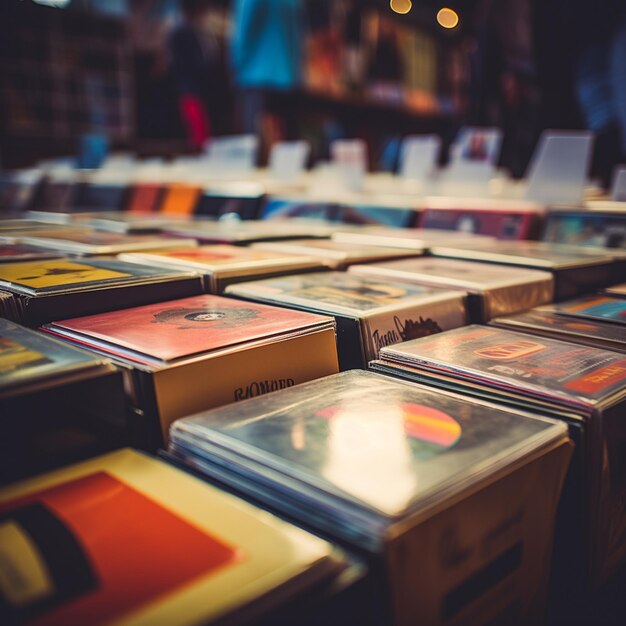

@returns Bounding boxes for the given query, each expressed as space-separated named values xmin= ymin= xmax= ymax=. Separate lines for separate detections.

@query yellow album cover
xmin=0 ymin=260 xmax=131 ymax=289
xmin=0 ymin=336 xmax=51 ymax=374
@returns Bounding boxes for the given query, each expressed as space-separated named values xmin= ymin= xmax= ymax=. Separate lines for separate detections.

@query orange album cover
xmin=47 ymin=294 xmax=331 ymax=361
xmin=0 ymin=471 xmax=239 ymax=626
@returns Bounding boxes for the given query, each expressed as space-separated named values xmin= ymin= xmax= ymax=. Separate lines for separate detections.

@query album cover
xmin=332 ymin=226 xmax=494 ymax=251
xmin=375 ymin=325 xmax=626 ymax=586
xmin=226 ymin=271 xmax=467 ymax=368
xmin=0 ymin=258 xmax=204 ymax=326
xmin=491 ymin=309 xmax=626 ymax=353
xmin=0 ymin=243 xmax=61 ymax=264
xmin=43 ymin=295 xmax=339 ymax=447
xmin=251 ymin=238 xmax=422 ymax=270
xmin=21 ymin=230 xmax=197 ymax=255
xmin=545 ymin=295 xmax=626 ymax=325
xmin=119 ymin=244 xmax=326 ymax=293
xmin=45 ymin=294 xmax=336 ymax=363
xmin=349 ymin=257 xmax=554 ymax=321
xmin=0 ymin=318 xmax=127 ymax=483
xmin=543 ymin=208 xmax=626 ymax=249
xmin=170 ymin=370 xmax=571 ymax=625
xmin=164 ymin=218 xmax=334 ymax=244
xmin=418 ymin=196 xmax=545 ymax=240
xmin=429 ymin=240 xmax=618 ymax=299
xmin=72 ymin=211 xmax=184 ymax=234
xmin=0 ymin=449 xmax=339 ymax=626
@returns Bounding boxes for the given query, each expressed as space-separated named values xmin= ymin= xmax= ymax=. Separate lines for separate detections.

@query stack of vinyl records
xmin=168 ymin=370 xmax=572 ymax=625
xmin=332 ymin=226 xmax=494 ymax=251
xmin=0 ymin=449 xmax=350 ymax=626
xmin=1 ymin=318 xmax=126 ymax=484
xmin=349 ymin=257 xmax=554 ymax=321
xmin=0 ymin=257 xmax=203 ymax=326
xmin=0 ymin=242 xmax=61 ymax=263
xmin=372 ymin=325 xmax=626 ymax=587
xmin=542 ymin=294 xmax=626 ymax=325
xmin=119 ymin=244 xmax=327 ymax=293
xmin=42 ymin=295 xmax=339 ymax=449
xmin=491 ymin=308 xmax=626 ymax=353
xmin=18 ymin=230 xmax=197 ymax=255
xmin=71 ymin=211 xmax=199 ymax=234
xmin=164 ymin=218 xmax=337 ymax=244
xmin=250 ymin=238 xmax=423 ymax=270
xmin=226 ymin=271 xmax=467 ymax=369
xmin=428 ymin=240 xmax=618 ymax=299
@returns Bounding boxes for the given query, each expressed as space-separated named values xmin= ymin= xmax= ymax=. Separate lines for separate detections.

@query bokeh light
xmin=437 ymin=8 xmax=459 ymax=29
xmin=390 ymin=0 xmax=412 ymax=15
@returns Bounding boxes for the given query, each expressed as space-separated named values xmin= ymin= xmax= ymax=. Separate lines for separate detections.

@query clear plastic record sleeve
xmin=0 ymin=317 xmax=112 ymax=397
xmin=171 ymin=371 xmax=566 ymax=527
xmin=490 ymin=309 xmax=626 ymax=353
xmin=542 ymin=295 xmax=626 ymax=325
xmin=331 ymin=226 xmax=493 ymax=250
xmin=118 ymin=245 xmax=326 ymax=293
xmin=349 ymin=257 xmax=554 ymax=321
xmin=251 ymin=239 xmax=422 ymax=269
xmin=225 ymin=271 xmax=467 ymax=364
xmin=377 ymin=325 xmax=626 ymax=414
xmin=0 ymin=258 xmax=204 ymax=326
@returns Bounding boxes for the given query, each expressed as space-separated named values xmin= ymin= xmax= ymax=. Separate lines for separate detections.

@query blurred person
xmin=230 ymin=0 xmax=304 ymax=139
xmin=571 ymin=0 xmax=626 ymax=185
xmin=169 ymin=0 xmax=229 ymax=150
xmin=469 ymin=0 xmax=539 ymax=178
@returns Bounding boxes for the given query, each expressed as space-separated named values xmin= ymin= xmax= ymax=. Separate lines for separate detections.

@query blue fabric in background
xmin=231 ymin=0 xmax=303 ymax=89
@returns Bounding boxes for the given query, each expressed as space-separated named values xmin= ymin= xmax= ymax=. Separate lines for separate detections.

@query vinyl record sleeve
xmin=490 ymin=309 xmax=626 ymax=353
xmin=119 ymin=245 xmax=325 ymax=287
xmin=171 ymin=371 xmax=566 ymax=520
xmin=44 ymin=294 xmax=334 ymax=363
xmin=0 ymin=258 xmax=198 ymax=296
xmin=165 ymin=219 xmax=335 ymax=243
xmin=72 ymin=212 xmax=193 ymax=234
xmin=545 ymin=296 xmax=626 ymax=325
xmin=226 ymin=272 xmax=467 ymax=365
xmin=0 ymin=449 xmax=338 ymax=626
xmin=378 ymin=325 xmax=626 ymax=411
xmin=21 ymin=231 xmax=197 ymax=255
xmin=226 ymin=271 xmax=460 ymax=318
xmin=349 ymin=257 xmax=554 ymax=320
xmin=251 ymin=239 xmax=422 ymax=269
xmin=0 ymin=318 xmax=111 ymax=397
xmin=332 ymin=226 xmax=493 ymax=250
xmin=429 ymin=240 xmax=615 ymax=270
xmin=0 ymin=244 xmax=61 ymax=264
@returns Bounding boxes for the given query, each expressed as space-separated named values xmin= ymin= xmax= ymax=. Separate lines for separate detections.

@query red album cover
xmin=0 ymin=472 xmax=239 ymax=626
xmin=49 ymin=295 xmax=330 ymax=361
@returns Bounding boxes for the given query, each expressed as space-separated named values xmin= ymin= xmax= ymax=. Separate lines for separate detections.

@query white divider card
xmin=269 ymin=141 xmax=311 ymax=183
xmin=399 ymin=135 xmax=441 ymax=181
xmin=330 ymin=139 xmax=367 ymax=192
xmin=524 ymin=130 xmax=593 ymax=204
xmin=443 ymin=127 xmax=502 ymax=188
xmin=450 ymin=127 xmax=502 ymax=166
xmin=102 ymin=154 xmax=136 ymax=170
xmin=611 ymin=166 xmax=626 ymax=201
xmin=204 ymin=134 xmax=259 ymax=173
